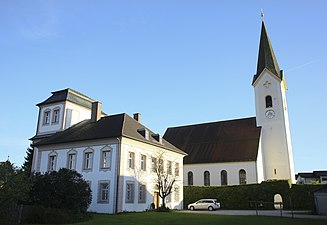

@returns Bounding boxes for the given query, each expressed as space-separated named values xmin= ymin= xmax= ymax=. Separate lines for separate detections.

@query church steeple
xmin=252 ymin=21 xmax=282 ymax=84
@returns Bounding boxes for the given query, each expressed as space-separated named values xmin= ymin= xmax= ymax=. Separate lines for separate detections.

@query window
xmin=140 ymin=154 xmax=146 ymax=171
xmin=67 ymin=150 xmax=77 ymax=170
xmin=83 ymin=149 xmax=93 ymax=170
xmin=126 ymin=181 xmax=135 ymax=203
xmin=167 ymin=161 xmax=172 ymax=175
xmin=158 ymin=159 xmax=164 ymax=173
xmin=266 ymin=95 xmax=273 ymax=108
xmin=175 ymin=163 xmax=180 ymax=176
xmin=204 ymin=171 xmax=210 ymax=186
xmin=151 ymin=157 xmax=157 ymax=172
xmin=101 ymin=147 xmax=112 ymax=169
xmin=188 ymin=171 xmax=193 ymax=186
xmin=43 ymin=109 xmax=51 ymax=125
xmin=128 ymin=152 xmax=135 ymax=169
xmin=174 ymin=186 xmax=180 ymax=203
xmin=138 ymin=184 xmax=146 ymax=203
xmin=239 ymin=169 xmax=247 ymax=185
xmin=221 ymin=170 xmax=228 ymax=186
xmin=98 ymin=181 xmax=109 ymax=203
xmin=52 ymin=108 xmax=60 ymax=124
xmin=48 ymin=152 xmax=57 ymax=171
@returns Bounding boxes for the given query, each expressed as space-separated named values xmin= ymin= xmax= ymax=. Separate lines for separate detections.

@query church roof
xmin=163 ymin=117 xmax=261 ymax=164
xmin=252 ymin=21 xmax=282 ymax=84
xmin=37 ymin=88 xmax=95 ymax=109
xmin=33 ymin=113 xmax=186 ymax=155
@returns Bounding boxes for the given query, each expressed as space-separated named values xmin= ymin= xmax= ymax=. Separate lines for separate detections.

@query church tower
xmin=252 ymin=18 xmax=295 ymax=182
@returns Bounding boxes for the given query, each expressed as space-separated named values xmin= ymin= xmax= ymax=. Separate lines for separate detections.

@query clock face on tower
xmin=265 ymin=109 xmax=275 ymax=119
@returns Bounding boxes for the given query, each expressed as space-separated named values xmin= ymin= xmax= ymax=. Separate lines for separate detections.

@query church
xmin=164 ymin=19 xmax=295 ymax=186
xmin=30 ymin=19 xmax=295 ymax=213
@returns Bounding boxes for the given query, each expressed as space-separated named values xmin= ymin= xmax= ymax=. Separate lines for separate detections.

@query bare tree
xmin=152 ymin=151 xmax=177 ymax=209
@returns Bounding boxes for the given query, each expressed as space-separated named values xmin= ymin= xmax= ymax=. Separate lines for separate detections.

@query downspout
xmin=114 ymin=137 xmax=121 ymax=214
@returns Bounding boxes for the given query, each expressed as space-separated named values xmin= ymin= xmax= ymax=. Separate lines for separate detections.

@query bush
xmin=156 ymin=206 xmax=170 ymax=212
xmin=29 ymin=168 xmax=92 ymax=212
xmin=22 ymin=205 xmax=92 ymax=224
xmin=184 ymin=180 xmax=322 ymax=211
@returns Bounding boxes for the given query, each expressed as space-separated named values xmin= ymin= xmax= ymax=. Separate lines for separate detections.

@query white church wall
xmin=255 ymin=138 xmax=265 ymax=183
xmin=184 ymin=161 xmax=257 ymax=186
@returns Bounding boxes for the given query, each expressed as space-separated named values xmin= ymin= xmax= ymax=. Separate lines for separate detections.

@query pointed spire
xmin=253 ymin=19 xmax=282 ymax=84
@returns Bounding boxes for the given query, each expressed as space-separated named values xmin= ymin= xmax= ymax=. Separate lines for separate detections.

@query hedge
xmin=184 ymin=180 xmax=322 ymax=211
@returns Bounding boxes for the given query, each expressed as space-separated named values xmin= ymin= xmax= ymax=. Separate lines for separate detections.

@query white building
xmin=164 ymin=20 xmax=295 ymax=186
xmin=31 ymin=89 xmax=186 ymax=213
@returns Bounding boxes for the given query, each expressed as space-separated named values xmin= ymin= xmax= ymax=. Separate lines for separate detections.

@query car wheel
xmin=208 ymin=206 xmax=213 ymax=211
xmin=190 ymin=206 xmax=195 ymax=211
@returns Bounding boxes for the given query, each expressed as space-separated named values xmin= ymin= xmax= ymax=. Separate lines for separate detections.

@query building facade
xmin=31 ymin=89 xmax=186 ymax=213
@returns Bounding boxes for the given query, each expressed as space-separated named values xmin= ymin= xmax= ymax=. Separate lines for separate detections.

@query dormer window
xmin=52 ymin=108 xmax=60 ymax=124
xmin=152 ymin=134 xmax=162 ymax=143
xmin=137 ymin=128 xmax=149 ymax=140
xmin=43 ymin=109 xmax=51 ymax=125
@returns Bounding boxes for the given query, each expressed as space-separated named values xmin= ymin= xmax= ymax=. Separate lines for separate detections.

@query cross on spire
xmin=261 ymin=9 xmax=264 ymax=22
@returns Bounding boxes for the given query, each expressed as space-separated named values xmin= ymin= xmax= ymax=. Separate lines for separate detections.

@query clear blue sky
xmin=0 ymin=1 xmax=326 ymax=173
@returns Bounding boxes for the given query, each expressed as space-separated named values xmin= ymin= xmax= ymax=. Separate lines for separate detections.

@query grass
xmin=26 ymin=211 xmax=326 ymax=225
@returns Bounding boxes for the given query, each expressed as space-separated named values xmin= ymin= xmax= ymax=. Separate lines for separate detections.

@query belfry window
xmin=266 ymin=95 xmax=273 ymax=108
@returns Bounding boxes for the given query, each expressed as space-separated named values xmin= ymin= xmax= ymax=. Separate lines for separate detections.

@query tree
xmin=30 ymin=168 xmax=92 ymax=212
xmin=153 ymin=151 xmax=177 ymax=209
xmin=22 ymin=144 xmax=34 ymax=175
xmin=0 ymin=160 xmax=32 ymax=225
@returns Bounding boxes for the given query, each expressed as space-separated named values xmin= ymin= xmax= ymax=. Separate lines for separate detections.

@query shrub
xmin=184 ymin=181 xmax=322 ymax=211
xmin=29 ymin=168 xmax=92 ymax=212
xmin=22 ymin=205 xmax=92 ymax=224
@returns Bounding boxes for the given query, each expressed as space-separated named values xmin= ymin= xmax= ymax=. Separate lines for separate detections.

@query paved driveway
xmin=179 ymin=210 xmax=327 ymax=220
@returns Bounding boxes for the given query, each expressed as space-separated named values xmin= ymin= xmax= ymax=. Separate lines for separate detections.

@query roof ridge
xmin=166 ymin=117 xmax=256 ymax=130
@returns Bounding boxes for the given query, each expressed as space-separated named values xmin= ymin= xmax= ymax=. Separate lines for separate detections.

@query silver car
xmin=188 ymin=199 xmax=221 ymax=211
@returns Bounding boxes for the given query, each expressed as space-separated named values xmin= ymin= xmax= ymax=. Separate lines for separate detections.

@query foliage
xmin=290 ymin=184 xmax=321 ymax=210
xmin=155 ymin=206 xmax=171 ymax=212
xmin=184 ymin=180 xmax=322 ymax=211
xmin=22 ymin=205 xmax=92 ymax=224
xmin=27 ymin=212 xmax=327 ymax=225
xmin=0 ymin=160 xmax=32 ymax=225
xmin=22 ymin=144 xmax=34 ymax=176
xmin=29 ymin=168 xmax=92 ymax=212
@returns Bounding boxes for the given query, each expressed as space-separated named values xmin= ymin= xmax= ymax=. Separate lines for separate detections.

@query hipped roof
xmin=32 ymin=113 xmax=186 ymax=156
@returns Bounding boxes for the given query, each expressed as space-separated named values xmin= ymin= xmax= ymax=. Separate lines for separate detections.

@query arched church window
xmin=188 ymin=171 xmax=193 ymax=186
xmin=204 ymin=171 xmax=210 ymax=186
xmin=266 ymin=95 xmax=273 ymax=108
xmin=239 ymin=169 xmax=247 ymax=185
xmin=221 ymin=170 xmax=228 ymax=186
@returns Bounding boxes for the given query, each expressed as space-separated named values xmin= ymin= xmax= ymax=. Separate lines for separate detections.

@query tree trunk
xmin=161 ymin=196 xmax=166 ymax=208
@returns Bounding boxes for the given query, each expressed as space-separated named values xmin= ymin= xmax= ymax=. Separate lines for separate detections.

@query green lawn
xmin=27 ymin=211 xmax=327 ymax=225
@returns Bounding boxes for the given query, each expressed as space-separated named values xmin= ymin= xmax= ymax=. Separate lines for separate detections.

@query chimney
xmin=133 ymin=113 xmax=141 ymax=123
xmin=91 ymin=101 xmax=102 ymax=122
